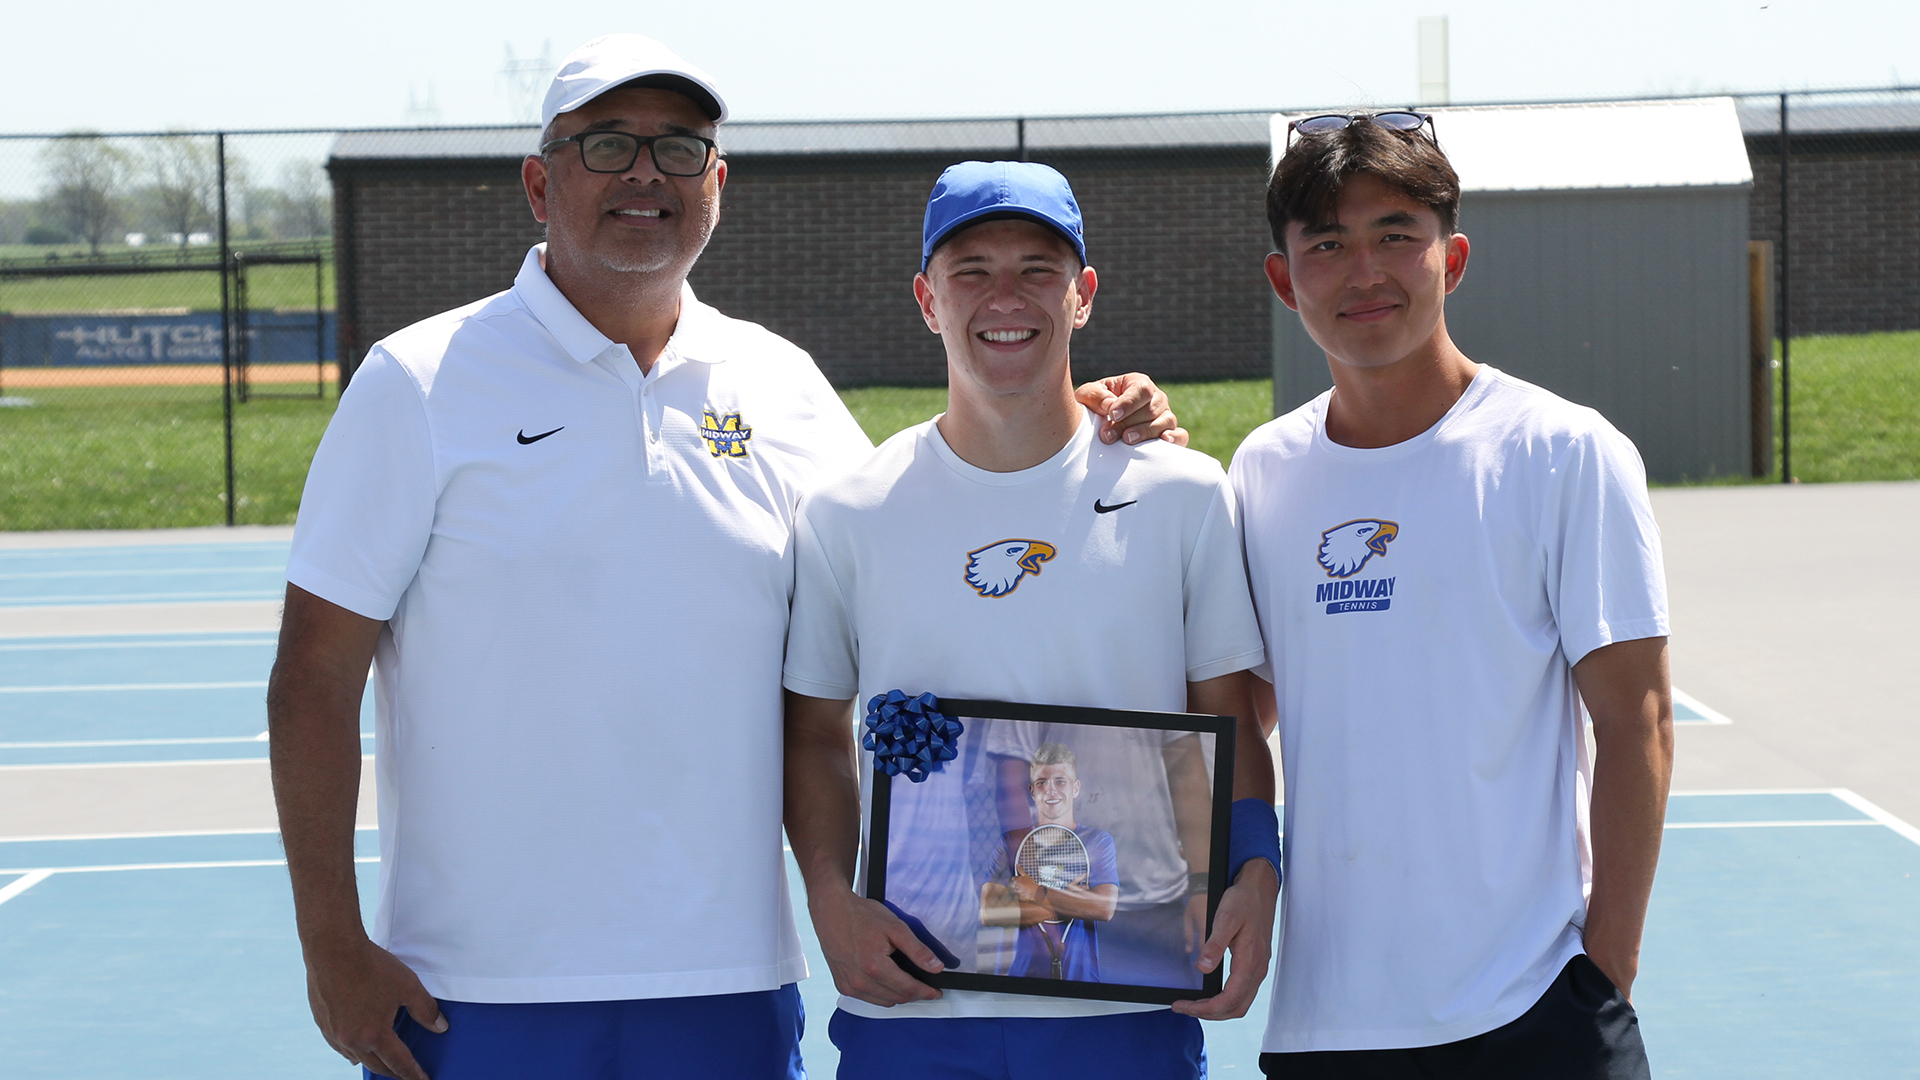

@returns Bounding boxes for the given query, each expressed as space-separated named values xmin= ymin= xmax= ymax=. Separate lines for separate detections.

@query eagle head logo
xmin=964 ymin=539 xmax=1058 ymax=598
xmin=1317 ymin=519 xmax=1399 ymax=578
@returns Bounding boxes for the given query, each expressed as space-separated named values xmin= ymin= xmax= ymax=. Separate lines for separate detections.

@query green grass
xmin=837 ymin=379 xmax=1274 ymax=469
xmin=1769 ymin=330 xmax=1920 ymax=483
xmin=0 ymin=243 xmax=333 ymax=313
xmin=0 ymin=383 xmax=335 ymax=530
xmin=1 ymin=333 xmax=1914 ymax=531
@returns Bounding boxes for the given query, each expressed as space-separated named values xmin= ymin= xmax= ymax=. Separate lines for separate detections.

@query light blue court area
xmin=1637 ymin=791 xmax=1920 ymax=1079
xmin=0 ymin=633 xmax=372 ymax=765
xmin=0 ymin=787 xmax=1904 ymax=1068
xmin=0 ymin=542 xmax=291 ymax=607
xmin=4 ymin=794 xmax=1909 ymax=1080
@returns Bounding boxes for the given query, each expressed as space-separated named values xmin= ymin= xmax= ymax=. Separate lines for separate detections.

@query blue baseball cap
xmin=921 ymin=161 xmax=1087 ymax=271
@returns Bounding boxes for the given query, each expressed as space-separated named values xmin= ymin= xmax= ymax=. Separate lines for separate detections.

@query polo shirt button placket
xmin=640 ymin=360 xmax=669 ymax=484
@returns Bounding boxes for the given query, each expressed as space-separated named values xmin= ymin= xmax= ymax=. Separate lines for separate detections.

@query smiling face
xmin=1030 ymin=763 xmax=1081 ymax=827
xmin=913 ymin=218 xmax=1096 ymax=400
xmin=1265 ymin=171 xmax=1468 ymax=373
xmin=522 ymin=85 xmax=726 ymax=280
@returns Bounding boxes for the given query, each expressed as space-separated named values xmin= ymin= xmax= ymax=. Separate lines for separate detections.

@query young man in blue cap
xmin=782 ymin=161 xmax=1282 ymax=1078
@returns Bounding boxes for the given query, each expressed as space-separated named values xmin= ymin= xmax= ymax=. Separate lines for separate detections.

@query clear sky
xmin=1 ymin=0 xmax=1913 ymax=133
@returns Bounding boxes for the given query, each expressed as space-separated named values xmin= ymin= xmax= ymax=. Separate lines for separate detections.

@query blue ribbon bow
xmin=862 ymin=690 xmax=964 ymax=783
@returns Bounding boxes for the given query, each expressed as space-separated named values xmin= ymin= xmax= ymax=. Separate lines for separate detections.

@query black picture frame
xmin=866 ymin=698 xmax=1236 ymax=1006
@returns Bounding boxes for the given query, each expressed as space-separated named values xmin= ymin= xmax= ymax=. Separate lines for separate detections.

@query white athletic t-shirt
xmin=287 ymin=246 xmax=872 ymax=1002
xmin=1230 ymin=367 xmax=1668 ymax=1052
xmin=783 ymin=411 xmax=1266 ymax=1019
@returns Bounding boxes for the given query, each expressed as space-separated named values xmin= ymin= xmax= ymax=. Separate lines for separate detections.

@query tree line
xmin=1 ymin=133 xmax=331 ymax=255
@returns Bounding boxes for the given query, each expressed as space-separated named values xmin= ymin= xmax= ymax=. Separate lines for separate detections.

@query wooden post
xmin=1748 ymin=240 xmax=1774 ymax=479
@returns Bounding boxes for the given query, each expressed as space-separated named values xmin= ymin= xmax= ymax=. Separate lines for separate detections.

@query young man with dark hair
xmin=1234 ymin=113 xmax=1673 ymax=1078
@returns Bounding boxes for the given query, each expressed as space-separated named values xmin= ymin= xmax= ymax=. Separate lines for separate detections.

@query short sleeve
xmin=286 ymin=348 xmax=437 ymax=620
xmin=781 ymin=505 xmax=861 ymax=700
xmin=1183 ymin=480 xmax=1268 ymax=683
xmin=1542 ymin=423 xmax=1670 ymax=667
xmin=1086 ymin=830 xmax=1120 ymax=889
xmin=1226 ymin=449 xmax=1277 ymax=687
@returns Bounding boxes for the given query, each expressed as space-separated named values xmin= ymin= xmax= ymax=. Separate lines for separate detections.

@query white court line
xmin=0 ymin=868 xmax=54 ymax=907
xmin=0 ymin=754 xmax=373 ymax=772
xmin=0 ymin=857 xmax=378 ymax=877
xmin=0 ymin=681 xmax=267 ymax=693
xmin=1830 ymin=789 xmax=1920 ymax=848
xmin=0 ymin=825 xmax=376 ymax=844
xmin=1670 ymin=687 xmax=1734 ymax=725
xmin=0 ymin=732 xmax=371 ymax=750
xmin=0 ymin=637 xmax=273 ymax=652
xmin=1665 ymin=819 xmax=1880 ymax=829
xmin=0 ymin=591 xmax=280 ymax=606
xmin=0 ymin=567 xmax=286 ymax=581
xmin=1670 ymin=788 xmax=1920 ymax=850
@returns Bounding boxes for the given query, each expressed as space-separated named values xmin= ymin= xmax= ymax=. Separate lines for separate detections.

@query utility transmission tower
xmin=502 ymin=41 xmax=554 ymax=125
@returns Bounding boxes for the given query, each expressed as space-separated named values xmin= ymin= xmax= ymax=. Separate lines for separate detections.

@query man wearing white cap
xmin=268 ymin=33 xmax=1185 ymax=1080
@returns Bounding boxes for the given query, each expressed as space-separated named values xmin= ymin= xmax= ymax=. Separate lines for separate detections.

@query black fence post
xmin=1778 ymin=93 xmax=1792 ymax=484
xmin=217 ymin=132 xmax=236 ymax=525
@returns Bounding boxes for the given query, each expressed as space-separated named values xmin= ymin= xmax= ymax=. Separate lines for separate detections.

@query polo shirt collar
xmin=513 ymin=244 xmax=726 ymax=367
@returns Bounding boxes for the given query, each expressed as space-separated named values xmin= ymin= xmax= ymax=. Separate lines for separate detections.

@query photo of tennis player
xmin=862 ymin=710 xmax=1226 ymax=1002
xmin=979 ymin=744 xmax=1119 ymax=981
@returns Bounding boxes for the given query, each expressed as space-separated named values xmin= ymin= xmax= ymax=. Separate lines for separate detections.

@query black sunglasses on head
xmin=1286 ymin=111 xmax=1437 ymax=147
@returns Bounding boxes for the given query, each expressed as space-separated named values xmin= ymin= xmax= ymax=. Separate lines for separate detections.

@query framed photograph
xmin=865 ymin=699 xmax=1236 ymax=1005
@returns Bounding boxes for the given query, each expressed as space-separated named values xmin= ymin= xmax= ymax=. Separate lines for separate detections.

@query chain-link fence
xmin=0 ymin=130 xmax=336 ymax=530
xmin=1 ymin=86 xmax=1915 ymax=529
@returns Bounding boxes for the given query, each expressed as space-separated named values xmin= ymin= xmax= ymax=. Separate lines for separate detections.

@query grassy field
xmin=0 ymin=332 xmax=1913 ymax=531
xmin=0 ymin=383 xmax=333 ymax=530
xmin=836 ymin=380 xmax=1274 ymax=467
xmin=1769 ymin=330 xmax=1920 ymax=483
xmin=0 ymin=246 xmax=333 ymax=313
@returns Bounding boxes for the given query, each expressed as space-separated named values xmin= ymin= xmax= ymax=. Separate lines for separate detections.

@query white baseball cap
xmin=540 ymin=34 xmax=728 ymax=131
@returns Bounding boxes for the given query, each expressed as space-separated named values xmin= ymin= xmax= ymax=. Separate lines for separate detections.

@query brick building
xmin=1740 ymin=99 xmax=1920 ymax=335
xmin=327 ymin=114 xmax=1275 ymax=389
xmin=327 ymin=102 xmax=1920 ymax=388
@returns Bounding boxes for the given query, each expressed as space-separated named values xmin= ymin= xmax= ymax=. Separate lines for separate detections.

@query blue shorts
xmin=368 ymin=983 xmax=805 ymax=1080
xmin=829 ymin=1007 xmax=1205 ymax=1080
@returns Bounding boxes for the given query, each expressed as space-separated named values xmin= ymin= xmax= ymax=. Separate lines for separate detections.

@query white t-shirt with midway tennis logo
xmin=1230 ymin=366 xmax=1669 ymax=1052
xmin=783 ymin=410 xmax=1266 ymax=1020
xmin=287 ymin=245 xmax=872 ymax=1003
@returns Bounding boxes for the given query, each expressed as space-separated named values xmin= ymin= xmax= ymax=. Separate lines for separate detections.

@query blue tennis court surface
xmin=0 ymin=632 xmax=371 ymax=765
xmin=1 ymin=793 xmax=1914 ymax=1078
xmin=0 ymin=542 xmax=290 ymax=607
xmin=2 ymin=541 xmax=1915 ymax=1077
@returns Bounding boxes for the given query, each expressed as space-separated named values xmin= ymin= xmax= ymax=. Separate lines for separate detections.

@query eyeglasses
xmin=1286 ymin=111 xmax=1436 ymax=147
xmin=539 ymin=130 xmax=718 ymax=177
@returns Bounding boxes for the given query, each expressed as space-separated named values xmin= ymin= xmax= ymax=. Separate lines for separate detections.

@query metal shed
xmin=1269 ymin=98 xmax=1757 ymax=482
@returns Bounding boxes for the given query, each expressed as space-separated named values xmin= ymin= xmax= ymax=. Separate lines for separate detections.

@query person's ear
xmin=522 ymin=155 xmax=550 ymax=224
xmin=1071 ymin=265 xmax=1097 ymax=328
xmin=1443 ymin=232 xmax=1470 ymax=294
xmin=1264 ymin=251 xmax=1298 ymax=311
xmin=913 ymin=272 xmax=941 ymax=334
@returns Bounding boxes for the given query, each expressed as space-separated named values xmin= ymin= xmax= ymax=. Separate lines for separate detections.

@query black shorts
xmin=1260 ymin=954 xmax=1651 ymax=1080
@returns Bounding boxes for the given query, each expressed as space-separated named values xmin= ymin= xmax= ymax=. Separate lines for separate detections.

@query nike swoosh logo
xmin=517 ymin=427 xmax=564 ymax=445
xmin=1093 ymin=499 xmax=1136 ymax=514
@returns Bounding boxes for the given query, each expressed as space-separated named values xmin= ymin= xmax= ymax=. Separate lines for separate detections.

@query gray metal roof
xmin=325 ymin=100 xmax=1920 ymax=163
xmin=327 ymin=112 xmax=1275 ymax=162
xmin=1736 ymin=98 xmax=1920 ymax=135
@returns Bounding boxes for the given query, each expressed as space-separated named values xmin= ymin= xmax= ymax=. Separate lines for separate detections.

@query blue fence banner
xmin=0 ymin=311 xmax=336 ymax=367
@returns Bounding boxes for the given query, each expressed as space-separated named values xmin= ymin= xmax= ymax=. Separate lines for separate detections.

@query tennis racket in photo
xmin=1015 ymin=824 xmax=1090 ymax=978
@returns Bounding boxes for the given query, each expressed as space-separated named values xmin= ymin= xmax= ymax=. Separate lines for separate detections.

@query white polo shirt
xmin=288 ymin=245 xmax=872 ymax=1003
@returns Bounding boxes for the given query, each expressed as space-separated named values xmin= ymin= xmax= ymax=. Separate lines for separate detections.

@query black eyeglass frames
xmin=1286 ymin=111 xmax=1436 ymax=147
xmin=539 ymin=130 xmax=718 ymax=177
